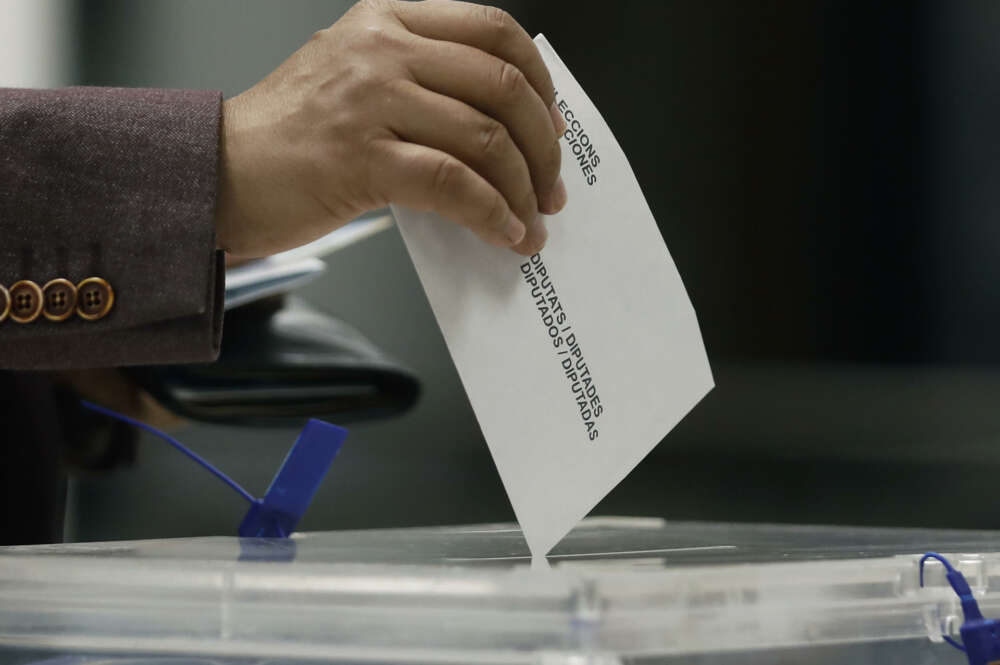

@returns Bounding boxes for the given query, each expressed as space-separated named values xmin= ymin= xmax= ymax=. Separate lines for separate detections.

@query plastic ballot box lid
xmin=1 ymin=517 xmax=998 ymax=664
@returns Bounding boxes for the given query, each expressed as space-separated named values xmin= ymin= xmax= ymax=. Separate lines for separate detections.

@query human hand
xmin=58 ymin=369 xmax=184 ymax=432
xmin=215 ymin=0 xmax=567 ymax=260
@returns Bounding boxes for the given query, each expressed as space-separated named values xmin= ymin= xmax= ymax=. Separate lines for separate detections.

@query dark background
xmin=64 ymin=1 xmax=1000 ymax=541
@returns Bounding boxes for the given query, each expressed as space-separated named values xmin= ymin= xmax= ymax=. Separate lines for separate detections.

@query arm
xmin=1 ymin=0 xmax=566 ymax=371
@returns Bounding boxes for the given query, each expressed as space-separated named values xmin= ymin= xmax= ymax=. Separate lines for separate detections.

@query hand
xmin=57 ymin=369 xmax=184 ymax=431
xmin=216 ymin=0 xmax=568 ymax=260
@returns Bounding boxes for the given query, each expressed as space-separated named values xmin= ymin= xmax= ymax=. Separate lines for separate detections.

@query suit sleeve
xmin=0 ymin=87 xmax=225 ymax=370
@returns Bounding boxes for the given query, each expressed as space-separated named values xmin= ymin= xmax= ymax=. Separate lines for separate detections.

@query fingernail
xmin=533 ymin=214 xmax=549 ymax=248
xmin=513 ymin=214 xmax=548 ymax=255
xmin=504 ymin=214 xmax=526 ymax=245
xmin=544 ymin=175 xmax=567 ymax=213
xmin=549 ymin=101 xmax=567 ymax=136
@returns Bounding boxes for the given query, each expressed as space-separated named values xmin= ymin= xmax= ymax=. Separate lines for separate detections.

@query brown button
xmin=8 ymin=280 xmax=43 ymax=323
xmin=76 ymin=277 xmax=114 ymax=321
xmin=42 ymin=278 xmax=78 ymax=322
xmin=0 ymin=284 xmax=9 ymax=323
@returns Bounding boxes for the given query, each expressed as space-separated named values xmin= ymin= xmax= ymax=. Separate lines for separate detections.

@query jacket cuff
xmin=3 ymin=251 xmax=224 ymax=370
xmin=0 ymin=87 xmax=226 ymax=369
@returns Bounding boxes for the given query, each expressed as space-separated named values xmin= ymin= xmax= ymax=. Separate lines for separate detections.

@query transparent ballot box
xmin=2 ymin=517 xmax=999 ymax=664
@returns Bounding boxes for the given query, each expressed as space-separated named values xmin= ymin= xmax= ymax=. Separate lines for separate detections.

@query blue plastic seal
xmin=921 ymin=552 xmax=1000 ymax=664
xmin=81 ymin=402 xmax=347 ymax=540
xmin=238 ymin=419 xmax=347 ymax=538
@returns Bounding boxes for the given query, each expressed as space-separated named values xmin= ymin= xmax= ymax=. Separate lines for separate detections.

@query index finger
xmin=390 ymin=0 xmax=556 ymax=107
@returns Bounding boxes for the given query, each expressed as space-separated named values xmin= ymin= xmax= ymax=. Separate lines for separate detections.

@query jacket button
xmin=42 ymin=278 xmax=78 ymax=322
xmin=76 ymin=277 xmax=114 ymax=321
xmin=0 ymin=284 xmax=9 ymax=323
xmin=8 ymin=280 xmax=44 ymax=323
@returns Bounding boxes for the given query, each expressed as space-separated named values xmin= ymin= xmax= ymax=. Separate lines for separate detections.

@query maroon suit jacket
xmin=0 ymin=87 xmax=225 ymax=370
xmin=0 ymin=87 xmax=226 ymax=544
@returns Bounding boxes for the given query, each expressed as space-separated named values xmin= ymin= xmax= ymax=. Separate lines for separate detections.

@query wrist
xmin=215 ymin=96 xmax=244 ymax=256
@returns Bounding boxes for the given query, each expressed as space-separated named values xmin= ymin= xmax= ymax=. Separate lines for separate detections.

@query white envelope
xmin=392 ymin=35 xmax=713 ymax=557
